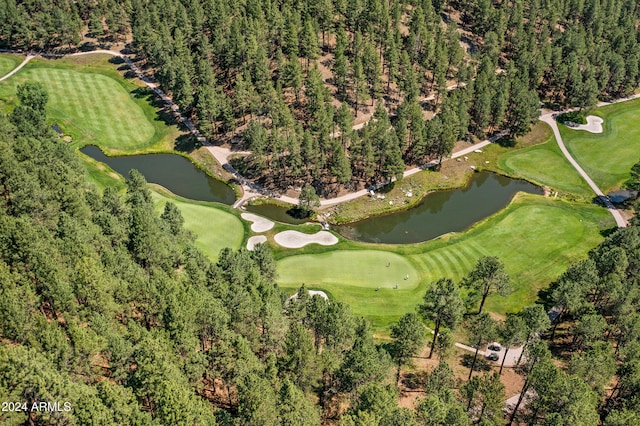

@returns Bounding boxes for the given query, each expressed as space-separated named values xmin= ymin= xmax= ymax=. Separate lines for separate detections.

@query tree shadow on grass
xmin=496 ymin=136 xmax=517 ymax=148
xmin=599 ymin=226 xmax=622 ymax=238
xmin=132 ymin=87 xmax=152 ymax=99
xmin=460 ymin=354 xmax=491 ymax=373
xmin=130 ymin=87 xmax=183 ymax=129
xmin=536 ymin=287 xmax=555 ymax=312
xmin=377 ymin=181 xmax=396 ymax=194
xmin=175 ymin=134 xmax=198 ymax=153
xmin=122 ymin=69 xmax=139 ymax=80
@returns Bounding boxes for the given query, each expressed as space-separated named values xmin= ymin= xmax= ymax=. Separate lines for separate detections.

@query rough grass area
xmin=80 ymin=151 xmax=126 ymax=191
xmin=0 ymin=54 xmax=21 ymax=77
xmin=561 ymin=98 xmax=640 ymax=192
xmin=0 ymin=54 xmax=186 ymax=154
xmin=277 ymin=195 xmax=613 ymax=335
xmin=150 ymin=188 xmax=245 ymax=260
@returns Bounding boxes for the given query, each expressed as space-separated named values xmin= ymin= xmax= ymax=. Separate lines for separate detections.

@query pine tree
xmin=352 ymin=57 xmax=368 ymax=116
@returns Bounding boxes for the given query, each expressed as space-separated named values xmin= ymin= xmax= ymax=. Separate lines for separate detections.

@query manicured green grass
xmin=150 ymin=188 xmax=245 ymax=260
xmin=0 ymin=54 xmax=185 ymax=154
xmin=498 ymin=135 xmax=592 ymax=196
xmin=277 ymin=195 xmax=613 ymax=334
xmin=278 ymin=251 xmax=420 ymax=289
xmin=561 ymin=98 xmax=640 ymax=192
xmin=0 ymin=54 xmax=20 ymax=77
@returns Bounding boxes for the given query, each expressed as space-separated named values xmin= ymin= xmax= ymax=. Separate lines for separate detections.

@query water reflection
xmin=81 ymin=145 xmax=236 ymax=205
xmin=334 ymin=172 xmax=542 ymax=244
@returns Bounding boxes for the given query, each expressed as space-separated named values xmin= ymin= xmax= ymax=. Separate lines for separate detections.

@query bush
xmin=557 ymin=110 xmax=587 ymax=125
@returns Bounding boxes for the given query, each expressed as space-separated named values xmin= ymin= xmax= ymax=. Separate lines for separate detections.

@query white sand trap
xmin=241 ymin=213 xmax=274 ymax=232
xmin=570 ymin=115 xmax=603 ymax=133
xmin=289 ymin=289 xmax=329 ymax=301
xmin=274 ymin=230 xmax=338 ymax=248
xmin=246 ymin=235 xmax=267 ymax=251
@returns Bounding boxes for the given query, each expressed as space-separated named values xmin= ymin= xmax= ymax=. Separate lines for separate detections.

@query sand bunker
xmin=241 ymin=213 xmax=274 ymax=232
xmin=289 ymin=289 xmax=329 ymax=301
xmin=274 ymin=230 xmax=338 ymax=248
xmin=568 ymin=115 xmax=603 ymax=133
xmin=246 ymin=235 xmax=267 ymax=250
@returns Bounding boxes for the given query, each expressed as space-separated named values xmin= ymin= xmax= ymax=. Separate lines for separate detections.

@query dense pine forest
xmin=2 ymin=0 xmax=640 ymax=194
xmin=3 ymin=1 xmax=640 ymax=424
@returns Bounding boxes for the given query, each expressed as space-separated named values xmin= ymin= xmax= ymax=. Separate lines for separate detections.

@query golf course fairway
xmin=276 ymin=195 xmax=613 ymax=333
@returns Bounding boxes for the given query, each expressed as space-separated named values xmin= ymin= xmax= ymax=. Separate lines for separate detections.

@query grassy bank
xmin=496 ymin=135 xmax=592 ymax=197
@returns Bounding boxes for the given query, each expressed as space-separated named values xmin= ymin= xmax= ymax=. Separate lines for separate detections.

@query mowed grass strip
xmin=560 ymin=98 xmax=640 ymax=192
xmin=0 ymin=66 xmax=154 ymax=149
xmin=277 ymin=195 xmax=613 ymax=334
xmin=0 ymin=54 xmax=21 ymax=77
xmin=150 ymin=189 xmax=245 ymax=260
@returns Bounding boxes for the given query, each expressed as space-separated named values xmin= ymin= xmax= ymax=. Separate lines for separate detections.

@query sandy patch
xmin=568 ymin=115 xmax=603 ymax=133
xmin=241 ymin=213 xmax=274 ymax=232
xmin=274 ymin=230 xmax=338 ymax=248
xmin=289 ymin=289 xmax=329 ymax=301
xmin=246 ymin=235 xmax=267 ymax=251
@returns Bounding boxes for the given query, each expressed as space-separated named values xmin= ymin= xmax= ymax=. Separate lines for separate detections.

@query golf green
xmin=561 ymin=98 xmax=640 ymax=192
xmin=151 ymin=191 xmax=245 ymax=260
xmin=278 ymin=251 xmax=420 ymax=289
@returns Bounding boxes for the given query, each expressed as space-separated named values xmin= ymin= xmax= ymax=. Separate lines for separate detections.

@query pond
xmin=81 ymin=145 xmax=236 ymax=205
xmin=333 ymin=171 xmax=543 ymax=244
